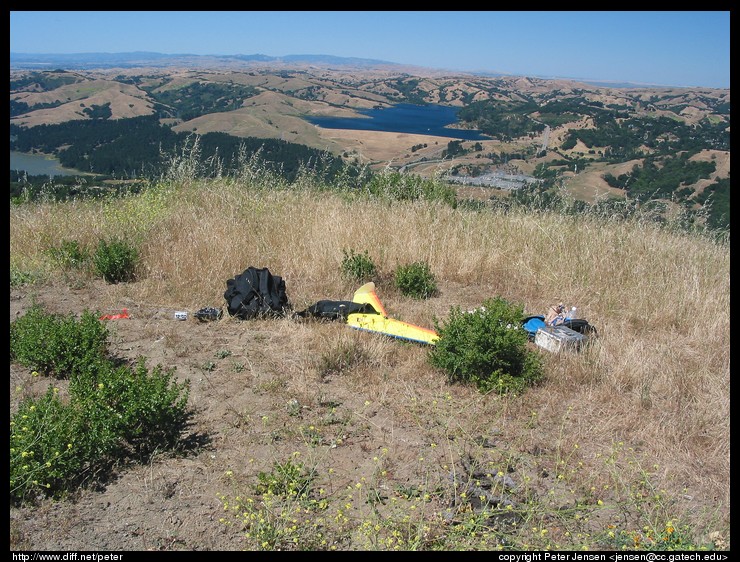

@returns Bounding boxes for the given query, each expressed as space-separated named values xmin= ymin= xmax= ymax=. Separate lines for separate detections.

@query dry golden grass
xmin=10 ymin=174 xmax=729 ymax=549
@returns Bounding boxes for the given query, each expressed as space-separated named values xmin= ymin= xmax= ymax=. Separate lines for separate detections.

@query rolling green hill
xmin=10 ymin=64 xmax=730 ymax=231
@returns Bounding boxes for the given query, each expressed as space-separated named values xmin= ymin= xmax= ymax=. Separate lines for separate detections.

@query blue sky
xmin=10 ymin=11 xmax=730 ymax=88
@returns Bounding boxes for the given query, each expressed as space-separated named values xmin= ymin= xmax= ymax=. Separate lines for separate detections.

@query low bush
xmin=10 ymin=305 xmax=109 ymax=379
xmin=10 ymin=306 xmax=191 ymax=505
xmin=428 ymin=296 xmax=544 ymax=394
xmin=394 ymin=260 xmax=437 ymax=299
xmin=69 ymin=358 xmax=191 ymax=460
xmin=340 ymin=248 xmax=377 ymax=281
xmin=46 ymin=239 xmax=89 ymax=270
xmin=10 ymin=264 xmax=42 ymax=287
xmin=92 ymin=237 xmax=139 ymax=283
xmin=10 ymin=358 xmax=190 ymax=504
xmin=254 ymin=459 xmax=316 ymax=501
xmin=10 ymin=387 xmax=84 ymax=502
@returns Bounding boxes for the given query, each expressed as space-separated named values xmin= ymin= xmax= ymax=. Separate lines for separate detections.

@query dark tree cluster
xmin=10 ymin=116 xmax=358 ymax=183
xmin=602 ymin=155 xmax=716 ymax=202
xmin=389 ymin=78 xmax=428 ymax=105
xmin=458 ymin=100 xmax=544 ymax=141
xmin=10 ymin=99 xmax=64 ymax=117
xmin=144 ymin=81 xmax=259 ymax=121
xmin=695 ymin=177 xmax=730 ymax=231
xmin=9 ymin=170 xmax=144 ymax=202
xmin=10 ymin=71 xmax=80 ymax=91
xmin=82 ymin=102 xmax=113 ymax=120
xmin=563 ymin=115 xmax=728 ymax=158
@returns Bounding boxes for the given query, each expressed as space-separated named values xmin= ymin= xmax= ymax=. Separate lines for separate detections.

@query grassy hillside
xmin=11 ymin=67 xmax=730 ymax=216
xmin=9 ymin=162 xmax=729 ymax=551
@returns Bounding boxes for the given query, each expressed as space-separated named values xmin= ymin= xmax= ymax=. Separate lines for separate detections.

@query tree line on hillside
xmin=456 ymin=94 xmax=729 ymax=230
xmin=602 ymin=155 xmax=716 ymax=198
xmin=602 ymin=156 xmax=728 ymax=231
xmin=142 ymin=80 xmax=261 ymax=121
xmin=10 ymin=116 xmax=355 ymax=182
xmin=458 ymin=100 xmax=546 ymax=142
xmin=10 ymin=70 xmax=80 ymax=92
xmin=459 ymin=97 xmax=728 ymax=155
xmin=9 ymin=170 xmax=147 ymax=202
xmin=9 ymin=73 xmax=730 ymax=232
xmin=509 ymin=170 xmax=728 ymax=233
xmin=561 ymin=115 xmax=729 ymax=158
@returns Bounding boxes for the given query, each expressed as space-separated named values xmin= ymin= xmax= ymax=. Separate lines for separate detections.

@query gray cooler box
xmin=534 ymin=325 xmax=586 ymax=353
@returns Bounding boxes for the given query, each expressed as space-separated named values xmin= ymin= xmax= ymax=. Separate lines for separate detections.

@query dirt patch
xmin=9 ymin=266 xmax=729 ymax=550
xmin=9 ymin=279 xmax=484 ymax=550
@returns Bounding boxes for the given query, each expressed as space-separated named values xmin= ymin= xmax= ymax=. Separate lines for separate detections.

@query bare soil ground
xmin=9 ymin=250 xmax=730 ymax=552
xmin=10 ymin=277 xmax=500 ymax=551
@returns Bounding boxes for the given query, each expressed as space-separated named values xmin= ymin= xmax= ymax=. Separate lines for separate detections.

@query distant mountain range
xmin=18 ymin=51 xmax=653 ymax=87
xmin=9 ymin=51 xmax=411 ymax=71
xmin=11 ymin=51 xmax=706 ymax=90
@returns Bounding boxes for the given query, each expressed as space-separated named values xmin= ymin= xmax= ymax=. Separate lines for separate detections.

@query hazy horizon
xmin=9 ymin=11 xmax=730 ymax=89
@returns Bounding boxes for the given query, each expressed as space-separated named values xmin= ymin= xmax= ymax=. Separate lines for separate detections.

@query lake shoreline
xmin=10 ymin=150 xmax=88 ymax=177
xmin=306 ymin=103 xmax=490 ymax=141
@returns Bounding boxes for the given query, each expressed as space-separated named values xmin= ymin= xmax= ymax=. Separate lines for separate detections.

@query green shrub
xmin=10 ymin=305 xmax=109 ymax=379
xmin=394 ymin=261 xmax=437 ymax=299
xmin=10 ymin=358 xmax=190 ymax=504
xmin=69 ymin=358 xmax=191 ymax=460
xmin=47 ymin=239 xmax=89 ymax=270
xmin=597 ymin=522 xmax=715 ymax=551
xmin=224 ymin=458 xmax=322 ymax=550
xmin=363 ymin=170 xmax=457 ymax=206
xmin=92 ymin=237 xmax=139 ymax=283
xmin=10 ymin=264 xmax=43 ymax=287
xmin=10 ymin=303 xmax=191 ymax=503
xmin=340 ymin=248 xmax=377 ymax=281
xmin=428 ymin=297 xmax=544 ymax=394
xmin=10 ymin=387 xmax=85 ymax=503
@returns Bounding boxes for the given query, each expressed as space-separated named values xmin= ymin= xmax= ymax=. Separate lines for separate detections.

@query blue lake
xmin=10 ymin=150 xmax=83 ymax=176
xmin=306 ymin=103 xmax=490 ymax=141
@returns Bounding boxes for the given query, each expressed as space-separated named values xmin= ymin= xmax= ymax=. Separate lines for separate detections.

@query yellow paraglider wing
xmin=350 ymin=282 xmax=387 ymax=316
xmin=346 ymin=282 xmax=439 ymax=346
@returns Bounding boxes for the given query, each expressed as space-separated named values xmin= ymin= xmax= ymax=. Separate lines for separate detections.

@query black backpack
xmin=223 ymin=266 xmax=290 ymax=320
xmin=562 ymin=318 xmax=598 ymax=337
